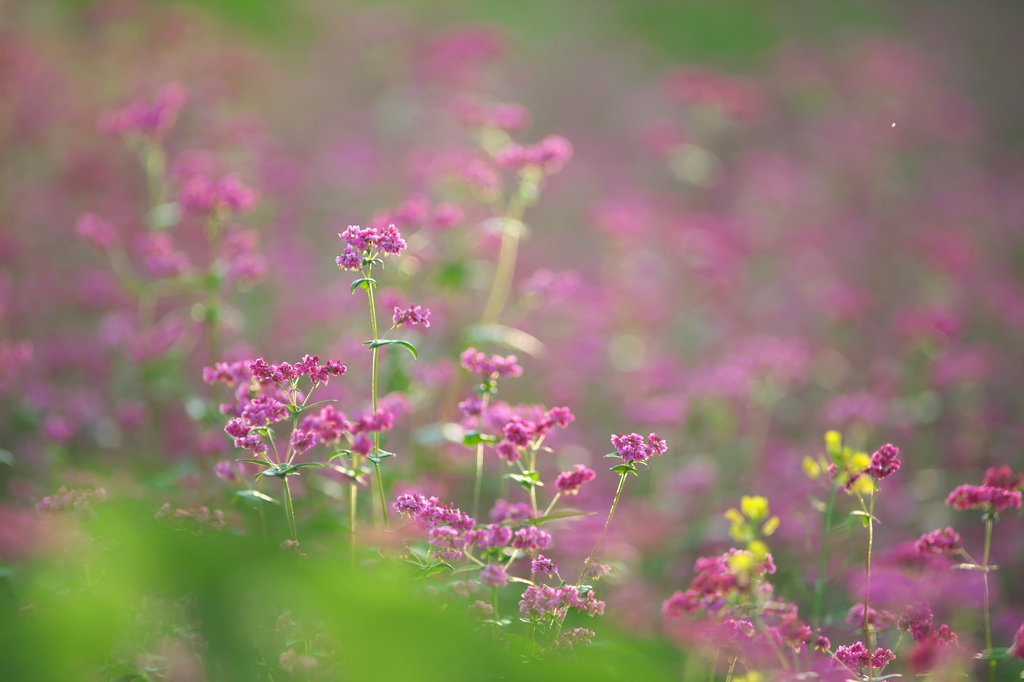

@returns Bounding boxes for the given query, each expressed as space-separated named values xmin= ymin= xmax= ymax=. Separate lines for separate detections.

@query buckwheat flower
xmin=480 ymin=564 xmax=509 ymax=587
xmin=532 ymin=134 xmax=574 ymax=175
xmin=945 ymin=484 xmax=1022 ymax=512
xmin=984 ymin=465 xmax=1023 ymax=490
xmin=662 ymin=590 xmax=700 ymax=618
xmin=1012 ymin=622 xmax=1024 ymax=660
xmin=216 ymin=173 xmax=259 ymax=215
xmin=495 ymin=441 xmax=521 ymax=464
xmin=539 ymin=406 xmax=574 ymax=432
xmin=560 ymin=585 xmax=605 ymax=616
xmin=898 ymin=602 xmax=935 ymax=641
xmin=847 ymin=604 xmax=892 ymax=630
xmin=468 ymin=600 xmax=495 ymax=620
xmin=138 ymin=232 xmax=189 ymax=277
xmin=502 ymin=418 xmax=535 ymax=447
xmin=179 ymin=174 xmax=219 ymax=215
xmin=532 ymin=555 xmax=558 ymax=576
xmin=339 ymin=225 xmax=376 ymax=252
xmin=303 ymin=405 xmax=347 ymax=443
xmin=203 ymin=361 xmax=249 ymax=386
xmin=224 ymin=418 xmax=251 ymax=439
xmin=336 ymin=247 xmax=362 ymax=270
xmin=460 ymin=159 xmax=502 ymax=195
xmin=290 ymin=428 xmax=317 ymax=455
xmin=474 ymin=524 xmax=512 ymax=548
xmin=234 ymin=433 xmax=267 ymax=455
xmin=493 ymin=142 xmax=527 ymax=171
xmin=371 ymin=223 xmax=402 ymax=254
xmin=393 ymin=305 xmax=431 ymax=328
xmin=813 ymin=634 xmax=831 ymax=653
xmin=394 ymin=493 xmax=430 ymax=517
xmin=214 ymin=460 xmax=241 ymax=482
xmin=866 ymin=443 xmax=901 ymax=480
xmin=248 ymin=357 xmax=275 ymax=382
xmin=490 ymin=500 xmax=534 ymax=524
xmin=512 ymin=526 xmax=552 ymax=551
xmin=611 ymin=432 xmax=668 ymax=463
xmin=458 ymin=397 xmax=483 ymax=417
xmin=352 ymin=409 xmax=394 ymax=433
xmin=432 ymin=202 xmax=463 ymax=228
xmin=725 ymin=619 xmax=756 ymax=641
xmin=241 ymin=396 xmax=289 ymax=426
xmin=549 ymin=628 xmax=595 ymax=652
xmin=555 ymin=465 xmax=596 ymax=495
xmin=584 ymin=562 xmax=612 ymax=580
xmin=914 ymin=527 xmax=962 ymax=554
xmin=520 ymin=585 xmax=564 ymax=620
xmin=350 ymin=433 xmax=373 ymax=456
xmin=75 ymin=212 xmax=117 ymax=250
xmin=492 ymin=102 xmax=530 ymax=131
xmin=295 ymin=354 xmax=320 ymax=376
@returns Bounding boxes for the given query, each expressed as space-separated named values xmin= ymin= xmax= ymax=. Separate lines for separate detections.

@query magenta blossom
xmin=611 ymin=432 xmax=668 ymax=463
xmin=555 ymin=465 xmax=596 ymax=495
xmin=393 ymin=305 xmax=430 ymax=328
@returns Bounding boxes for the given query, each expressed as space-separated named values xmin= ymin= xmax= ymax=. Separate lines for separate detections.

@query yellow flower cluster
xmin=724 ymin=495 xmax=780 ymax=561
xmin=802 ymin=430 xmax=875 ymax=495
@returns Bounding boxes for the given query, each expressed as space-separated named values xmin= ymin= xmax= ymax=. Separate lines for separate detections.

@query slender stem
xmin=542 ymin=492 xmax=562 ymax=518
xmin=577 ymin=472 xmax=628 ymax=587
xmin=349 ymin=455 xmax=359 ymax=567
xmin=862 ymin=493 xmax=876 ymax=682
xmin=281 ymin=477 xmax=298 ymax=543
xmin=528 ymin=446 xmax=539 ymax=515
xmin=472 ymin=391 xmax=492 ymax=520
xmin=725 ymin=656 xmax=737 ymax=682
xmin=366 ymin=274 xmax=390 ymax=530
xmin=982 ymin=516 xmax=995 ymax=682
xmin=814 ymin=484 xmax=836 ymax=627
xmin=257 ymin=477 xmax=268 ymax=542
xmin=480 ymin=170 xmax=538 ymax=324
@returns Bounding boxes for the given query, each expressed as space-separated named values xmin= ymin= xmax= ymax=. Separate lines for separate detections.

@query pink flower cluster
xmin=336 ymin=223 xmax=407 ymax=270
xmin=459 ymin=347 xmax=523 ymax=379
xmin=178 ymin=173 xmax=260 ymax=217
xmin=519 ymin=584 xmax=605 ymax=620
xmin=493 ymin=407 xmax=574 ymax=464
xmin=866 ymin=443 xmax=901 ymax=480
xmin=247 ymin=355 xmax=347 ymax=386
xmin=832 ymin=642 xmax=895 ymax=672
xmin=394 ymin=493 xmax=476 ymax=563
xmin=493 ymin=135 xmax=574 ymax=175
xmin=98 ymin=82 xmax=187 ymax=138
xmin=611 ymin=432 xmax=667 ymax=463
xmin=393 ymin=305 xmax=431 ymax=328
xmin=450 ymin=96 xmax=530 ymax=131
xmin=914 ymin=527 xmax=962 ymax=554
xmin=555 ymin=464 xmax=596 ymax=495
xmin=945 ymin=465 xmax=1023 ymax=512
xmin=662 ymin=549 xmax=776 ymax=617
xmin=36 ymin=486 xmax=108 ymax=518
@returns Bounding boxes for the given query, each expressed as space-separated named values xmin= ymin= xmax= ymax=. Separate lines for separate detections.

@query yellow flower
xmin=740 ymin=495 xmax=769 ymax=522
xmin=802 ymin=456 xmax=822 ymax=479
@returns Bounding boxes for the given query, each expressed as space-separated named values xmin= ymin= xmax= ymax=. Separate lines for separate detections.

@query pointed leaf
xmin=363 ymin=339 xmax=418 ymax=359
xmin=610 ymin=464 xmax=638 ymax=476
xmin=350 ymin=277 xmax=377 ymax=294
xmin=236 ymin=458 xmax=273 ymax=468
xmin=328 ymin=449 xmax=353 ymax=462
xmin=524 ymin=510 xmax=596 ymax=526
xmin=463 ymin=431 xmax=497 ymax=447
xmin=233 ymin=489 xmax=280 ymax=508
xmin=288 ymin=399 xmax=337 ymax=417
xmin=604 ymin=452 xmax=621 ymax=459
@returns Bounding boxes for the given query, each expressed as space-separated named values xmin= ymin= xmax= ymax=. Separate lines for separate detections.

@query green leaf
xmin=363 ymin=339 xmax=418 ymax=359
xmin=233 ymin=489 xmax=280 ymax=507
xmin=288 ymin=399 xmax=336 ymax=417
xmin=409 ymin=562 xmax=454 ymax=580
xmin=507 ymin=471 xmax=544 ymax=490
xmin=610 ymin=464 xmax=639 ymax=476
xmin=256 ymin=462 xmax=331 ymax=479
xmin=147 ymin=201 xmax=181 ymax=230
xmin=975 ymin=647 xmax=1013 ymax=662
xmin=236 ymin=458 xmax=273 ymax=468
xmin=367 ymin=449 xmax=397 ymax=464
xmin=849 ymin=510 xmax=880 ymax=526
xmin=328 ymin=449 xmax=353 ymax=462
xmin=604 ymin=452 xmax=621 ymax=459
xmin=462 ymin=431 xmax=497 ymax=447
xmin=502 ymin=632 xmax=536 ymax=657
xmin=0 ymin=448 xmax=14 ymax=466
xmin=524 ymin=510 xmax=595 ymax=525
xmin=350 ymin=277 xmax=377 ymax=294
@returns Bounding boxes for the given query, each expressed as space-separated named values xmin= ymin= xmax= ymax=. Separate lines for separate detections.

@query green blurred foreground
xmin=0 ymin=501 xmax=678 ymax=681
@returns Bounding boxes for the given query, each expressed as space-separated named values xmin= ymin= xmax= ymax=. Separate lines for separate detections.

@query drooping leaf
xmin=233 ymin=489 xmax=280 ymax=507
xmin=523 ymin=510 xmax=595 ymax=526
xmin=610 ymin=464 xmax=639 ymax=476
xmin=363 ymin=339 xmax=418 ymax=359
xmin=350 ymin=277 xmax=376 ymax=294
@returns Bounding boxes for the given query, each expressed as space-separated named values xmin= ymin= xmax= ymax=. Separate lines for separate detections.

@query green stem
xmin=365 ymin=271 xmax=390 ymax=530
xmin=542 ymin=492 xmax=562 ymax=518
xmin=725 ymin=656 xmax=737 ymax=682
xmin=281 ymin=476 xmax=298 ymax=543
xmin=982 ymin=516 xmax=995 ymax=682
xmin=480 ymin=169 xmax=538 ymax=324
xmin=862 ymin=493 xmax=876 ymax=682
xmin=577 ymin=473 xmax=628 ymax=587
xmin=349 ymin=454 xmax=359 ymax=567
xmin=814 ymin=485 xmax=836 ymax=627
xmin=472 ymin=391 xmax=492 ymax=520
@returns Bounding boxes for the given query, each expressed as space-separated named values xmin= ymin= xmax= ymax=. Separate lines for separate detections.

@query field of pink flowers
xmin=1 ymin=2 xmax=1023 ymax=680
